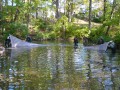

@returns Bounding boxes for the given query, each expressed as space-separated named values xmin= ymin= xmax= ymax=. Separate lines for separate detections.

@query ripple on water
xmin=1 ymin=42 xmax=120 ymax=90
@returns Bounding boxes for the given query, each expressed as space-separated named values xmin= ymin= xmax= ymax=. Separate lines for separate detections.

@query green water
xmin=0 ymin=42 xmax=120 ymax=90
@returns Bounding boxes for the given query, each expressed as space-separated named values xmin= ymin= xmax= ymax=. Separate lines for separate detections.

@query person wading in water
xmin=74 ymin=36 xmax=78 ymax=48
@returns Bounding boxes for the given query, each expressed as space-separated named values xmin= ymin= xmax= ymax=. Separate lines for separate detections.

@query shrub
xmin=4 ymin=22 xmax=28 ymax=39
xmin=34 ymin=18 xmax=49 ymax=31
xmin=48 ymin=31 xmax=56 ymax=40
xmin=113 ymin=32 xmax=120 ymax=43
xmin=36 ymin=32 xmax=44 ymax=40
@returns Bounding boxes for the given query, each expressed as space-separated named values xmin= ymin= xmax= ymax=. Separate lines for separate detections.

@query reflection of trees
xmin=65 ymin=47 xmax=75 ymax=89
xmin=0 ymin=49 xmax=12 ymax=89
xmin=106 ymin=53 xmax=120 ymax=90
xmin=51 ymin=46 xmax=60 ymax=89
xmin=0 ymin=49 xmax=26 ymax=89
xmin=15 ymin=47 xmax=51 ymax=90
xmin=2 ymin=44 xmax=120 ymax=90
xmin=24 ymin=68 xmax=51 ymax=90
xmin=85 ymin=50 xmax=103 ymax=90
xmin=114 ymin=53 xmax=120 ymax=89
xmin=50 ymin=46 xmax=68 ymax=89
xmin=7 ymin=49 xmax=25 ymax=90
xmin=51 ymin=46 xmax=84 ymax=89
xmin=85 ymin=50 xmax=95 ymax=90
xmin=24 ymin=47 xmax=52 ymax=90
xmin=85 ymin=50 xmax=120 ymax=90
xmin=0 ymin=57 xmax=9 ymax=89
xmin=0 ymin=48 xmax=47 ymax=90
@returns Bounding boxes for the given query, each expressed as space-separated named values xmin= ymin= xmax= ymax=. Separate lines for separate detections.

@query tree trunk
xmin=13 ymin=9 xmax=20 ymax=22
xmin=27 ymin=0 xmax=31 ymax=27
xmin=36 ymin=7 xmax=38 ymax=19
xmin=105 ymin=0 xmax=116 ymax=35
xmin=89 ymin=0 xmax=92 ymax=30
xmin=64 ymin=0 xmax=66 ymax=15
xmin=10 ymin=0 xmax=14 ymax=22
xmin=55 ymin=0 xmax=60 ymax=19
xmin=103 ymin=0 xmax=106 ymax=21
xmin=5 ymin=0 xmax=8 ymax=6
xmin=0 ymin=0 xmax=3 ymax=35
xmin=68 ymin=2 xmax=70 ymax=22
xmin=68 ymin=0 xmax=73 ymax=22
xmin=12 ymin=0 xmax=13 ymax=6
xmin=70 ymin=0 xmax=74 ymax=22
xmin=0 ymin=1 xmax=2 ymax=11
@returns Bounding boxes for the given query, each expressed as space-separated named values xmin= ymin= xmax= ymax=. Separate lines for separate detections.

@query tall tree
xmin=103 ymin=0 xmax=106 ymax=21
xmin=55 ymin=0 xmax=60 ymax=19
xmin=105 ymin=0 xmax=116 ymax=35
xmin=0 ymin=0 xmax=3 ymax=34
xmin=70 ymin=0 xmax=74 ymax=22
xmin=0 ymin=0 xmax=2 ymax=11
xmin=66 ymin=0 xmax=74 ymax=22
xmin=89 ymin=0 xmax=92 ymax=30
xmin=10 ymin=0 xmax=14 ymax=22
xmin=5 ymin=0 xmax=8 ymax=6
xmin=63 ymin=0 xmax=66 ymax=15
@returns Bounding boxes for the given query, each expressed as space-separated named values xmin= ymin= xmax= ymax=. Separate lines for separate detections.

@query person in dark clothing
xmin=74 ymin=37 xmax=78 ymax=46
xmin=5 ymin=36 xmax=11 ymax=48
xmin=26 ymin=35 xmax=32 ymax=42
xmin=97 ymin=36 xmax=104 ymax=44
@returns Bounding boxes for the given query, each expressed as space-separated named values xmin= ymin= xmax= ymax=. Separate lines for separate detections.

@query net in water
xmin=84 ymin=42 xmax=109 ymax=51
xmin=9 ymin=35 xmax=42 ymax=48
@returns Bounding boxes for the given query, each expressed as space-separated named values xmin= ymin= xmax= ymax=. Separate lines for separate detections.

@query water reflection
xmin=0 ymin=42 xmax=120 ymax=90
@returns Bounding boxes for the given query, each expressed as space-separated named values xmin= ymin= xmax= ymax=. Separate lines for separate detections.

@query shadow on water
xmin=0 ymin=42 xmax=120 ymax=90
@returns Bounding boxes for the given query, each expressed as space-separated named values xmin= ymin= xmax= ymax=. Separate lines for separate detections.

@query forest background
xmin=0 ymin=0 xmax=120 ymax=47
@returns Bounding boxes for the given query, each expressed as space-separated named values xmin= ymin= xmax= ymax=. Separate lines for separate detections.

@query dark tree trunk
xmin=10 ymin=0 xmax=14 ymax=22
xmin=13 ymin=9 xmax=20 ymax=22
xmin=64 ymin=0 xmax=66 ymax=15
xmin=5 ymin=0 xmax=8 ymax=6
xmin=0 ymin=0 xmax=3 ymax=35
xmin=67 ymin=0 xmax=74 ymax=22
xmin=89 ymin=0 xmax=92 ymax=30
xmin=105 ymin=0 xmax=116 ymax=35
xmin=0 ymin=0 xmax=2 ymax=11
xmin=36 ymin=8 xmax=38 ymax=19
xmin=55 ymin=0 xmax=60 ymax=19
xmin=103 ymin=0 xmax=106 ymax=21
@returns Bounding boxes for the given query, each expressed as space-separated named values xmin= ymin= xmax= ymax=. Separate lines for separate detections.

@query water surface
xmin=0 ymin=42 xmax=120 ymax=90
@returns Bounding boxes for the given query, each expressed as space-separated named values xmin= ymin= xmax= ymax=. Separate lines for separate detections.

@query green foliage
xmin=34 ymin=18 xmax=49 ymax=31
xmin=47 ymin=31 xmax=56 ymax=40
xmin=0 ymin=0 xmax=120 ymax=44
xmin=4 ymin=23 xmax=28 ymax=39
xmin=114 ymin=33 xmax=120 ymax=43
xmin=89 ymin=26 xmax=111 ymax=43
xmin=103 ymin=18 xmax=119 ymax=26
xmin=66 ymin=23 xmax=76 ymax=37
xmin=92 ymin=17 xmax=102 ymax=23
xmin=89 ymin=28 xmax=102 ymax=40
xmin=53 ymin=16 xmax=81 ymax=39
xmin=66 ymin=24 xmax=88 ymax=38
xmin=36 ymin=32 xmax=44 ymax=40
xmin=113 ymin=26 xmax=120 ymax=43
xmin=52 ymin=16 xmax=68 ymax=38
xmin=52 ymin=15 xmax=91 ymax=39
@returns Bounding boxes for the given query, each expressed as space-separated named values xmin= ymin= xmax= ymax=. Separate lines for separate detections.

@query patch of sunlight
xmin=74 ymin=18 xmax=102 ymax=26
